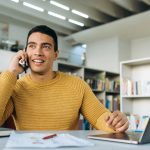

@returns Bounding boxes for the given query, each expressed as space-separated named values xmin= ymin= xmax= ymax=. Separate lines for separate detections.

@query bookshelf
xmin=105 ymin=72 xmax=120 ymax=112
xmin=120 ymin=57 xmax=150 ymax=116
xmin=84 ymin=67 xmax=105 ymax=105
xmin=84 ymin=67 xmax=120 ymax=109
xmin=120 ymin=58 xmax=150 ymax=131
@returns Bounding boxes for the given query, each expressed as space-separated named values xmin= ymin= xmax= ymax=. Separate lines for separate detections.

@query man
xmin=0 ymin=25 xmax=129 ymax=132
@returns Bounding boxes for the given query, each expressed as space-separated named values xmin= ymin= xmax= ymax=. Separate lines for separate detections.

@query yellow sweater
xmin=0 ymin=71 xmax=114 ymax=132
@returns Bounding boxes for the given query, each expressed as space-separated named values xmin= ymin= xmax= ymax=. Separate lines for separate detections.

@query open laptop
xmin=88 ymin=118 xmax=150 ymax=144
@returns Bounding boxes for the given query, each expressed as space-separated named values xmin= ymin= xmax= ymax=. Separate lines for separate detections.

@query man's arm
xmin=0 ymin=98 xmax=14 ymax=126
xmin=0 ymin=71 xmax=16 ymax=125
xmin=0 ymin=50 xmax=27 ymax=125
xmin=80 ymin=81 xmax=129 ymax=132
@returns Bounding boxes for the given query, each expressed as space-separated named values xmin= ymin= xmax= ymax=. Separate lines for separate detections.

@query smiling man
xmin=0 ymin=25 xmax=129 ymax=132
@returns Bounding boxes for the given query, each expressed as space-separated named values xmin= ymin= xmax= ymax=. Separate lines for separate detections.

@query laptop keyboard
xmin=127 ymin=131 xmax=143 ymax=141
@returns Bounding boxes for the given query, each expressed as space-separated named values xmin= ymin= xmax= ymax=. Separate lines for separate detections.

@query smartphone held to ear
xmin=19 ymin=59 xmax=28 ymax=73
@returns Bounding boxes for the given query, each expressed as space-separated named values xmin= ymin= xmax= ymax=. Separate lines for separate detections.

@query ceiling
xmin=0 ymin=0 xmax=149 ymax=37
xmin=65 ymin=10 xmax=150 ymax=44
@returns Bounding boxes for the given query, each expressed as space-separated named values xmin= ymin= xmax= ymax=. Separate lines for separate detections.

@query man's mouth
xmin=32 ymin=59 xmax=45 ymax=63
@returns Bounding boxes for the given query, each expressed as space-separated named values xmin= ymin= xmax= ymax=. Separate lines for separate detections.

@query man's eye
xmin=43 ymin=45 xmax=51 ymax=49
xmin=28 ymin=44 xmax=35 ymax=48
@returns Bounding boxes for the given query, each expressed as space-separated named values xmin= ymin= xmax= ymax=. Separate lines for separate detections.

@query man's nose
xmin=34 ymin=53 xmax=43 ymax=56
xmin=34 ymin=46 xmax=43 ymax=56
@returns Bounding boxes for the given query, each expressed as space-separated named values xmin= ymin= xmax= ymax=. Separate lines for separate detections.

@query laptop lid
xmin=0 ymin=127 xmax=13 ymax=137
xmin=139 ymin=118 xmax=150 ymax=144
xmin=88 ymin=118 xmax=150 ymax=144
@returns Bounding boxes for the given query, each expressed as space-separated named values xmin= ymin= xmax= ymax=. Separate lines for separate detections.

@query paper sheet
xmin=6 ymin=131 xmax=94 ymax=148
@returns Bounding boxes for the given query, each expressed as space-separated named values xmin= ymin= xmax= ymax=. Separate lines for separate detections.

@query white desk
xmin=0 ymin=130 xmax=150 ymax=150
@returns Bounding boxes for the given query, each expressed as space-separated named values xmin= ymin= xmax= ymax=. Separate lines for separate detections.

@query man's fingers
xmin=106 ymin=111 xmax=119 ymax=126
xmin=111 ymin=115 xmax=122 ymax=127
xmin=114 ymin=118 xmax=127 ymax=128
xmin=116 ymin=121 xmax=129 ymax=132
xmin=105 ymin=110 xmax=129 ymax=132
xmin=8 ymin=49 xmax=28 ymax=75
xmin=17 ymin=50 xmax=28 ymax=62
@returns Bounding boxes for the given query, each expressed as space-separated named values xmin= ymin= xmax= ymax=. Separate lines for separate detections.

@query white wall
xmin=86 ymin=37 xmax=132 ymax=73
xmin=57 ymin=36 xmax=71 ymax=61
xmin=0 ymin=22 xmax=8 ymax=40
xmin=9 ymin=24 xmax=29 ymax=46
xmin=86 ymin=37 xmax=119 ymax=72
xmin=0 ymin=49 xmax=15 ymax=71
xmin=69 ymin=45 xmax=85 ymax=65
xmin=118 ymin=38 xmax=131 ymax=62
xmin=131 ymin=36 xmax=150 ymax=59
xmin=58 ymin=36 xmax=85 ymax=65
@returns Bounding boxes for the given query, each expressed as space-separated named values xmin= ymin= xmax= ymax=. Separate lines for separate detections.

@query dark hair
xmin=26 ymin=25 xmax=58 ymax=51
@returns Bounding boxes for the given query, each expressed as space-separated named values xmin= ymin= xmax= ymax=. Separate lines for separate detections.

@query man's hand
xmin=8 ymin=50 xmax=28 ymax=76
xmin=105 ymin=110 xmax=129 ymax=132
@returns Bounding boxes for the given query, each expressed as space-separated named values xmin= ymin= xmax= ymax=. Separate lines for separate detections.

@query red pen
xmin=42 ymin=134 xmax=57 ymax=140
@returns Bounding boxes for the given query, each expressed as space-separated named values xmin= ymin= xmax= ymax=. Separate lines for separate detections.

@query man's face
xmin=26 ymin=32 xmax=58 ymax=74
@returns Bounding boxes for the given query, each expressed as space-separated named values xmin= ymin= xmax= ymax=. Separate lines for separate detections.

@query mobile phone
xmin=19 ymin=47 xmax=28 ymax=73
xmin=19 ymin=59 xmax=28 ymax=73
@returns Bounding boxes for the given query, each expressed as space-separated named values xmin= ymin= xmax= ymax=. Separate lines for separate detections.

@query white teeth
xmin=33 ymin=59 xmax=44 ymax=63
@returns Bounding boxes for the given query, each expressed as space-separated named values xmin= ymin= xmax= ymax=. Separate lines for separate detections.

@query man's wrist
xmin=8 ymin=69 xmax=19 ymax=77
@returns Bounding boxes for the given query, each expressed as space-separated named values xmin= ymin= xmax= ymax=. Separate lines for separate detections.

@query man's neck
xmin=30 ymin=71 xmax=56 ymax=82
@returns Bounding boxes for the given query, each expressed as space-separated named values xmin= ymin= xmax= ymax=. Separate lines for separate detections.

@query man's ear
xmin=54 ymin=50 xmax=59 ymax=60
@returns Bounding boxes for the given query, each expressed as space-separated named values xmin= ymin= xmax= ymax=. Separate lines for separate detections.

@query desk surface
xmin=0 ymin=130 xmax=150 ymax=150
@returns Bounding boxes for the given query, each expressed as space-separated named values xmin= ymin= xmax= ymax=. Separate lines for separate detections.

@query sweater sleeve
xmin=0 ymin=71 xmax=17 ymax=125
xmin=80 ymin=82 xmax=115 ymax=132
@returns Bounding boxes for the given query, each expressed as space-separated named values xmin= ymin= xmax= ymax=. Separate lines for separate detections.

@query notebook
xmin=88 ymin=118 xmax=150 ymax=144
xmin=0 ymin=127 xmax=13 ymax=137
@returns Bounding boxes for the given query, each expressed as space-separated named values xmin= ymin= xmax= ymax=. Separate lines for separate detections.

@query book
xmin=106 ymin=95 xmax=113 ymax=111
xmin=0 ymin=127 xmax=13 ymax=137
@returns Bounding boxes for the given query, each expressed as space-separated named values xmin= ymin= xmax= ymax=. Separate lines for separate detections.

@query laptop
xmin=0 ymin=127 xmax=13 ymax=137
xmin=88 ymin=118 xmax=150 ymax=144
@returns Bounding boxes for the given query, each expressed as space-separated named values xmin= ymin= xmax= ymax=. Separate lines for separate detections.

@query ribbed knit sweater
xmin=0 ymin=71 xmax=114 ymax=132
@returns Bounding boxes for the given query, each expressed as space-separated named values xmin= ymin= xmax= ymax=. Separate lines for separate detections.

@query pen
xmin=42 ymin=134 xmax=57 ymax=140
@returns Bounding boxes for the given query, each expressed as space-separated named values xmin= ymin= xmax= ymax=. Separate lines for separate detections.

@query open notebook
xmin=0 ymin=127 xmax=13 ymax=137
xmin=88 ymin=118 xmax=150 ymax=144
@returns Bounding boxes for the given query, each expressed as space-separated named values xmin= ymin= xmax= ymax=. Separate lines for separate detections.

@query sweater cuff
xmin=95 ymin=111 xmax=116 ymax=133
xmin=1 ymin=71 xmax=17 ymax=85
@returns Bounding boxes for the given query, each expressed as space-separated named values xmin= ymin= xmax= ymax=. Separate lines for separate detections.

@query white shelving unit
xmin=120 ymin=57 xmax=150 ymax=116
